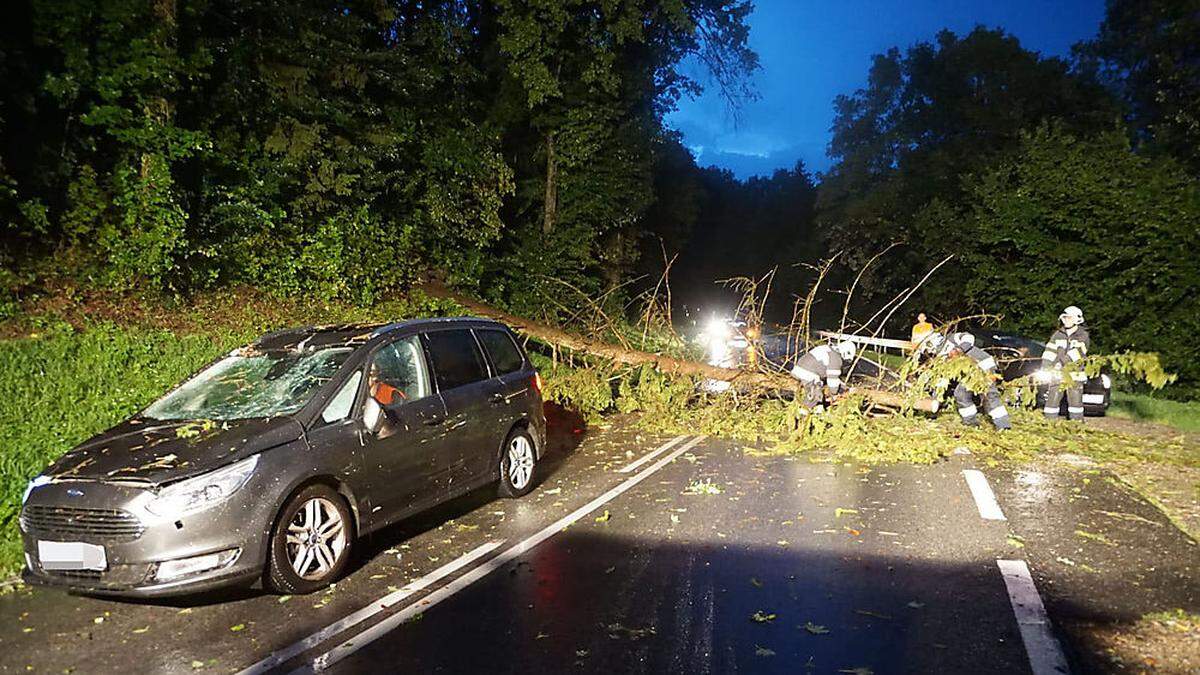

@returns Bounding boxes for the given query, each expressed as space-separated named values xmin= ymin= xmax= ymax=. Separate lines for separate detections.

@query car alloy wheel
xmin=498 ymin=428 xmax=537 ymax=498
xmin=285 ymin=496 xmax=347 ymax=581
xmin=507 ymin=436 xmax=535 ymax=490
xmin=266 ymin=484 xmax=354 ymax=594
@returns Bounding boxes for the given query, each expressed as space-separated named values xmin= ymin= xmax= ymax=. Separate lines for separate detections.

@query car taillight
xmin=531 ymin=372 xmax=543 ymax=396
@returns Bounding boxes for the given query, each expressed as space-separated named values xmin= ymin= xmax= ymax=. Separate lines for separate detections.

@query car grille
xmin=20 ymin=505 xmax=145 ymax=542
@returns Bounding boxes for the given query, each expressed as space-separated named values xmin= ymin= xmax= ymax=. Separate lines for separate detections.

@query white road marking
xmin=618 ymin=434 xmax=687 ymax=473
xmin=237 ymin=540 xmax=504 ymax=675
xmin=997 ymin=559 xmax=1071 ymax=675
xmin=963 ymin=469 xmax=1007 ymax=521
xmin=296 ymin=435 xmax=709 ymax=673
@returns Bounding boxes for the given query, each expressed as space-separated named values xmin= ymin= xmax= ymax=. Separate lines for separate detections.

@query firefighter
xmin=1042 ymin=306 xmax=1090 ymax=421
xmin=790 ymin=340 xmax=856 ymax=409
xmin=924 ymin=332 xmax=1011 ymax=430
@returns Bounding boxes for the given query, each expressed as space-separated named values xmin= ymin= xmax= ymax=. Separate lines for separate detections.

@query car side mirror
xmin=362 ymin=397 xmax=384 ymax=435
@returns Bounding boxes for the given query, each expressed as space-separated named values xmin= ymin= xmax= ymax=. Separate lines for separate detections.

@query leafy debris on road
xmin=755 ymin=645 xmax=776 ymax=657
xmin=751 ymin=610 xmax=777 ymax=623
xmin=595 ymin=510 xmax=612 ymax=523
xmin=804 ymin=621 xmax=830 ymax=635
xmin=683 ymin=479 xmax=724 ymax=495
xmin=855 ymin=609 xmax=892 ymax=620
xmin=1076 ymin=529 xmax=1119 ymax=546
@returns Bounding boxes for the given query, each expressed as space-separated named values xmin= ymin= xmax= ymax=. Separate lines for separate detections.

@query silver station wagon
xmin=20 ymin=317 xmax=545 ymax=597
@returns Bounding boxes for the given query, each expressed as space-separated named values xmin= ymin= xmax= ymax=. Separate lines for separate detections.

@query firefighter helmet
xmin=1060 ymin=305 xmax=1084 ymax=326
xmin=835 ymin=340 xmax=856 ymax=361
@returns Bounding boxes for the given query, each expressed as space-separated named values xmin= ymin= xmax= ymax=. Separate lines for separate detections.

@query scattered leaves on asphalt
xmin=751 ymin=611 xmax=777 ymax=623
xmin=749 ymin=577 xmax=763 ymax=588
xmin=595 ymin=510 xmax=612 ymax=523
xmin=277 ymin=595 xmax=291 ymax=604
xmin=855 ymin=609 xmax=891 ymax=620
xmin=755 ymin=645 xmax=776 ymax=657
xmin=907 ymin=601 xmax=925 ymax=609
xmin=804 ymin=622 xmax=830 ymax=635
xmin=1076 ymin=529 xmax=1118 ymax=546
xmin=683 ymin=479 xmax=724 ymax=495
xmin=230 ymin=624 xmax=245 ymax=632
xmin=835 ymin=508 xmax=859 ymax=518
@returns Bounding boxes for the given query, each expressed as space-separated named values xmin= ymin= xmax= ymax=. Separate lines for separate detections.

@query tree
xmin=816 ymin=27 xmax=1120 ymax=300
xmin=1081 ymin=0 xmax=1200 ymax=172
xmin=936 ymin=124 xmax=1200 ymax=395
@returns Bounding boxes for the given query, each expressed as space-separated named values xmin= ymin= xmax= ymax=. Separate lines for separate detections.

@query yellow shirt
xmin=911 ymin=321 xmax=933 ymax=343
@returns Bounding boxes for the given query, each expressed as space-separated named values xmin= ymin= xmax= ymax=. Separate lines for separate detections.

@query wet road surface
xmin=1 ymin=420 xmax=1196 ymax=674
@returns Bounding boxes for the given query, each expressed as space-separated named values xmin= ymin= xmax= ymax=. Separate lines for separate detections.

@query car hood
xmin=42 ymin=416 xmax=305 ymax=485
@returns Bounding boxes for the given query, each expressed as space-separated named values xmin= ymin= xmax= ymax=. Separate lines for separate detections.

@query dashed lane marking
xmin=237 ymin=540 xmax=505 ymax=675
xmin=963 ymin=469 xmax=1007 ymax=521
xmin=997 ymin=559 xmax=1071 ymax=675
xmin=295 ymin=435 xmax=708 ymax=673
xmin=618 ymin=434 xmax=688 ymax=473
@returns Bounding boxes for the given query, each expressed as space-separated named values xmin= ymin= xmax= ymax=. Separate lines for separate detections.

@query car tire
xmin=265 ymin=484 xmax=354 ymax=595
xmin=498 ymin=427 xmax=537 ymax=498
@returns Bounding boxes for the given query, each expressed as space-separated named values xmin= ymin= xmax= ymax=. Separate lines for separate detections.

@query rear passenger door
xmin=474 ymin=328 xmax=530 ymax=457
xmin=421 ymin=329 xmax=501 ymax=493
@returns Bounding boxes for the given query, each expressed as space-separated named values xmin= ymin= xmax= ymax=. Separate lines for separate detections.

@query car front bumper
xmin=19 ymin=477 xmax=274 ymax=597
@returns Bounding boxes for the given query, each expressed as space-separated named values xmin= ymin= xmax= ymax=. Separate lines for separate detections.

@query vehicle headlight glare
xmin=1033 ymin=369 xmax=1056 ymax=385
xmin=146 ymin=455 xmax=259 ymax=518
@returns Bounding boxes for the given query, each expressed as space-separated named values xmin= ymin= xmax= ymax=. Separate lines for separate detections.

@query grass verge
xmin=1109 ymin=391 xmax=1200 ymax=433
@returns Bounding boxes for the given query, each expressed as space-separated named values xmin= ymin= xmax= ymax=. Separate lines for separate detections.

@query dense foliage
xmin=0 ymin=0 xmax=756 ymax=311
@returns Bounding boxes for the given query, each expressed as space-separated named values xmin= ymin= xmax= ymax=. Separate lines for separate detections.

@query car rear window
xmin=423 ymin=330 xmax=489 ymax=391
xmin=477 ymin=329 xmax=524 ymax=375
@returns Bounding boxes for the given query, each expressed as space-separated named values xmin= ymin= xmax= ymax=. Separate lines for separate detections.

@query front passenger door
xmin=358 ymin=336 xmax=447 ymax=521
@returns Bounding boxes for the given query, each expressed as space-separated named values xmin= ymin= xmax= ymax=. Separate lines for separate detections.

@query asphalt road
xmin=1 ymin=419 xmax=1196 ymax=674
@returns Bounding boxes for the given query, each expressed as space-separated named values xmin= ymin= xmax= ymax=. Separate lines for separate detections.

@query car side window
xmin=367 ymin=336 xmax=430 ymax=406
xmin=423 ymin=329 xmax=489 ymax=391
xmin=476 ymin=329 xmax=524 ymax=375
xmin=321 ymin=371 xmax=361 ymax=424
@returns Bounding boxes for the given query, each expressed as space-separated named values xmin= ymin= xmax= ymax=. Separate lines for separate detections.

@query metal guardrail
xmin=817 ymin=331 xmax=917 ymax=352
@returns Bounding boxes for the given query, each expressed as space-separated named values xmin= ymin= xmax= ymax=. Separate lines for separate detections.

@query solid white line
xmin=296 ymin=434 xmax=708 ymax=673
xmin=236 ymin=540 xmax=504 ymax=675
xmin=963 ymin=469 xmax=1007 ymax=521
xmin=997 ymin=559 xmax=1071 ymax=675
xmin=618 ymin=434 xmax=687 ymax=473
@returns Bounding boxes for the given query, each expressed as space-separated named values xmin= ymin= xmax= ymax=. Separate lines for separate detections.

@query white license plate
xmin=37 ymin=540 xmax=107 ymax=571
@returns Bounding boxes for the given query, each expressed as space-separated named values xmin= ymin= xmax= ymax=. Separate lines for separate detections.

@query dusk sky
xmin=666 ymin=0 xmax=1108 ymax=180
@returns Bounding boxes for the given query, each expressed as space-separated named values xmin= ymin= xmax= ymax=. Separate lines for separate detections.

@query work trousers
xmin=1045 ymin=379 xmax=1084 ymax=421
xmin=953 ymin=382 xmax=1011 ymax=430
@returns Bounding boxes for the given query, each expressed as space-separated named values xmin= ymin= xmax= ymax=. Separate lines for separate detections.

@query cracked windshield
xmin=143 ymin=348 xmax=353 ymax=421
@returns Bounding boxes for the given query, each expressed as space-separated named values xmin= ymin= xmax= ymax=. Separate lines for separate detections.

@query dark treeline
xmin=2 ymin=0 xmax=1198 ymax=393
xmin=0 ymin=0 xmax=755 ymax=313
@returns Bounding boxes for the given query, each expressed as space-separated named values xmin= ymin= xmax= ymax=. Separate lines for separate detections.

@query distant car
xmin=20 ymin=318 xmax=545 ymax=597
xmin=974 ymin=331 xmax=1111 ymax=416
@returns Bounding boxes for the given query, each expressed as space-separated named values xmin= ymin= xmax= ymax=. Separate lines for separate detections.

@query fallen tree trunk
xmin=420 ymin=282 xmax=938 ymax=413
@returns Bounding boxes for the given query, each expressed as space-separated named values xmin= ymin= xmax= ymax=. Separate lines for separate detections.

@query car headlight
xmin=22 ymin=476 xmax=52 ymax=505
xmin=1032 ymin=369 xmax=1057 ymax=385
xmin=146 ymin=455 xmax=259 ymax=518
